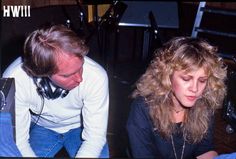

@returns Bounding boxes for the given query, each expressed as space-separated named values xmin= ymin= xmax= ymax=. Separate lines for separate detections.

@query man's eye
xmin=63 ymin=75 xmax=71 ymax=78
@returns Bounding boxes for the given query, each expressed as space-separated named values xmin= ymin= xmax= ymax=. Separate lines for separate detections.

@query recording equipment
xmin=149 ymin=11 xmax=163 ymax=47
xmin=65 ymin=19 xmax=71 ymax=28
xmin=222 ymin=55 xmax=236 ymax=134
xmin=33 ymin=77 xmax=69 ymax=100
xmin=75 ymin=0 xmax=86 ymax=29
xmin=62 ymin=0 xmax=88 ymax=37
xmin=148 ymin=11 xmax=163 ymax=55
xmin=118 ymin=1 xmax=179 ymax=28
xmin=223 ymin=70 xmax=236 ymax=133
xmin=98 ymin=1 xmax=127 ymax=29
xmin=0 ymin=78 xmax=16 ymax=140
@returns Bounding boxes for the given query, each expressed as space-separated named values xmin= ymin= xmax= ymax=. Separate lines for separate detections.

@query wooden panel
xmin=183 ymin=2 xmax=236 ymax=10
xmin=87 ymin=4 xmax=110 ymax=22
xmin=1 ymin=0 xmax=110 ymax=23
xmin=2 ymin=1 xmax=236 ymax=10
xmin=206 ymin=2 xmax=236 ymax=10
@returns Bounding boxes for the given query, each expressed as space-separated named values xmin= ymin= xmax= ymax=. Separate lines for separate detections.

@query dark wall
xmin=0 ymin=3 xmax=180 ymax=76
xmin=1 ymin=5 xmax=89 ymax=75
xmin=1 ymin=2 xmax=204 ymax=76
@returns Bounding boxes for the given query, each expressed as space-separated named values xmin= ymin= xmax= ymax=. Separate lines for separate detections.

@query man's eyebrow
xmin=59 ymin=67 xmax=83 ymax=77
xmin=59 ymin=71 xmax=76 ymax=77
xmin=58 ymin=58 xmax=84 ymax=76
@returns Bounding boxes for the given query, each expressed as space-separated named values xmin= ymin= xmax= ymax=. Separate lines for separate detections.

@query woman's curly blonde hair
xmin=132 ymin=37 xmax=227 ymax=143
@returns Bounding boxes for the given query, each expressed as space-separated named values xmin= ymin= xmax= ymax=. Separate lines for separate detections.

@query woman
xmin=126 ymin=37 xmax=227 ymax=159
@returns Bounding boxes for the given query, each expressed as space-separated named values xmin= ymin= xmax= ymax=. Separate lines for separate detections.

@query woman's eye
xmin=181 ymin=77 xmax=190 ymax=81
xmin=199 ymin=79 xmax=207 ymax=83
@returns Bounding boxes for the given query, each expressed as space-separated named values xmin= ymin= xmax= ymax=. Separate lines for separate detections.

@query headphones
xmin=33 ymin=77 xmax=69 ymax=100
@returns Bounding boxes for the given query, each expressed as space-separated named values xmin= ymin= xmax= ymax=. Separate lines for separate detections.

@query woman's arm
xmin=195 ymin=116 xmax=217 ymax=159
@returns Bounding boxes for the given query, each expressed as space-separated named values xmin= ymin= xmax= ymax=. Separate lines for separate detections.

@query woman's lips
xmin=186 ymin=96 xmax=197 ymax=101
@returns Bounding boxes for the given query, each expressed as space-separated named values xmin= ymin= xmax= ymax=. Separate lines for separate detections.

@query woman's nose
xmin=190 ymin=81 xmax=198 ymax=93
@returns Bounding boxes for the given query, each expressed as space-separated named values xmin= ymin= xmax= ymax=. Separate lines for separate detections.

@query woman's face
xmin=171 ymin=67 xmax=208 ymax=108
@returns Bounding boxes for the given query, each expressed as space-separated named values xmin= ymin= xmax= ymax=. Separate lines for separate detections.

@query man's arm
xmin=76 ymin=68 xmax=109 ymax=158
xmin=3 ymin=60 xmax=37 ymax=157
xmin=15 ymin=101 xmax=36 ymax=157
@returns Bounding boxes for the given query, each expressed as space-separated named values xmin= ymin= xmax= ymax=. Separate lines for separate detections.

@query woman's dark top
xmin=126 ymin=97 xmax=215 ymax=159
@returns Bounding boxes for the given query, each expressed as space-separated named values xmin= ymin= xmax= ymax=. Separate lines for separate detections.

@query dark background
xmin=1 ymin=1 xmax=236 ymax=157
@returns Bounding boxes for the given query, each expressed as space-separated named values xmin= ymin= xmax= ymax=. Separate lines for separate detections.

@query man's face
xmin=50 ymin=53 xmax=84 ymax=90
xmin=171 ymin=67 xmax=208 ymax=108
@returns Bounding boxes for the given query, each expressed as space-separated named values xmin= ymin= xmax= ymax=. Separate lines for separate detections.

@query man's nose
xmin=73 ymin=73 xmax=83 ymax=83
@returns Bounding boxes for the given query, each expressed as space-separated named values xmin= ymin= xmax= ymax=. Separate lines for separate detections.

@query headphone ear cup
xmin=53 ymin=88 xmax=69 ymax=99
xmin=33 ymin=77 xmax=69 ymax=99
xmin=33 ymin=77 xmax=54 ymax=99
xmin=41 ymin=78 xmax=54 ymax=99
xmin=61 ymin=89 xmax=69 ymax=98
xmin=52 ymin=88 xmax=64 ymax=99
xmin=33 ymin=77 xmax=45 ymax=97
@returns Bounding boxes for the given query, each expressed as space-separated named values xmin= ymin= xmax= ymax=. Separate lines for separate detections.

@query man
xmin=3 ymin=24 xmax=109 ymax=158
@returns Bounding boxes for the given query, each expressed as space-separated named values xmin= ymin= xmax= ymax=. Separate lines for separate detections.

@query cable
xmin=29 ymin=94 xmax=45 ymax=132
xmin=0 ymin=91 xmax=6 ymax=111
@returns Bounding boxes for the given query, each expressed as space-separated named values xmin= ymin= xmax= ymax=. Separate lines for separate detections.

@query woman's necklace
xmin=173 ymin=108 xmax=184 ymax=114
xmin=171 ymin=135 xmax=185 ymax=159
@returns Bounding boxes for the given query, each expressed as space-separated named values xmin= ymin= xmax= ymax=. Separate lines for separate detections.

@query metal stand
xmin=191 ymin=2 xmax=236 ymax=38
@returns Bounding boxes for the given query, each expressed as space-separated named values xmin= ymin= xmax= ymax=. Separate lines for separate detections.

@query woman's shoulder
xmin=127 ymin=96 xmax=157 ymax=140
xmin=128 ymin=96 xmax=152 ymax=125
xmin=131 ymin=96 xmax=149 ymax=111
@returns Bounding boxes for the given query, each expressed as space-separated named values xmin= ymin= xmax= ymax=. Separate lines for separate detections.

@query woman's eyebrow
xmin=199 ymin=76 xmax=208 ymax=79
xmin=180 ymin=74 xmax=208 ymax=78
